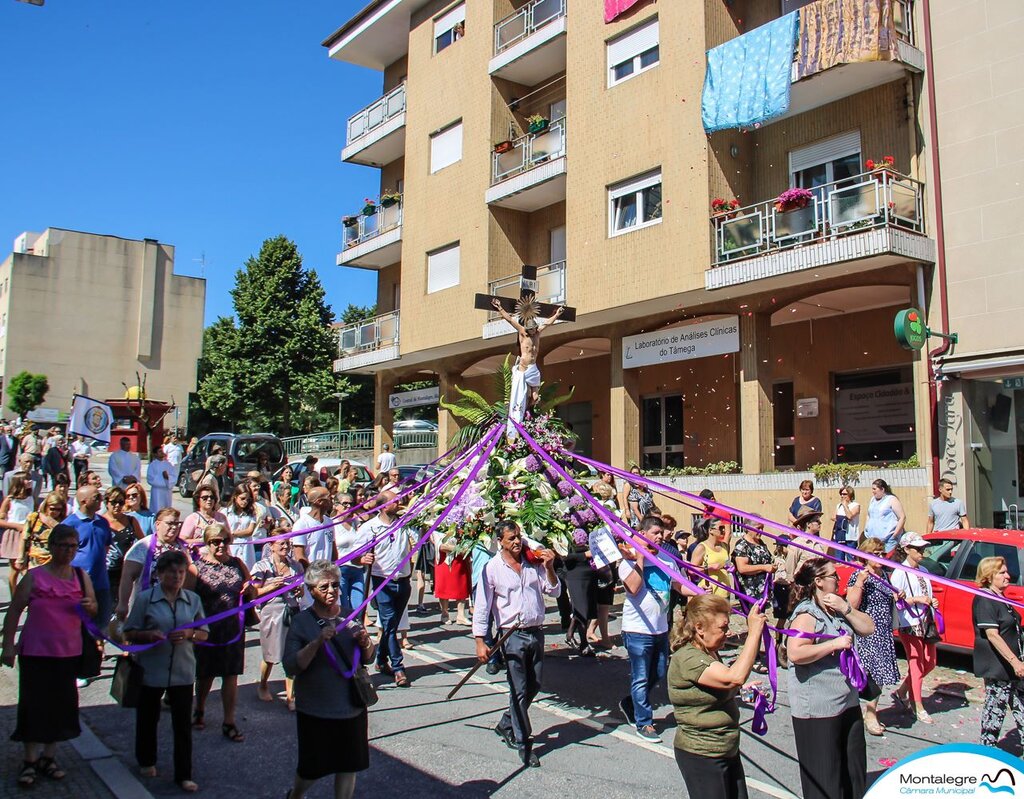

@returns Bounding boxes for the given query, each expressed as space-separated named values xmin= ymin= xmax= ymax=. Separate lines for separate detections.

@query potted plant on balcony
xmin=866 ymin=155 xmax=897 ymax=182
xmin=711 ymin=197 xmax=740 ymax=219
xmin=527 ymin=114 xmax=549 ymax=134
xmin=772 ymin=187 xmax=816 ymax=239
xmin=494 ymin=140 xmax=514 ymax=154
xmin=380 ymin=189 xmax=402 ymax=208
xmin=342 ymin=215 xmax=360 ymax=228
xmin=362 ymin=197 xmax=377 ymax=216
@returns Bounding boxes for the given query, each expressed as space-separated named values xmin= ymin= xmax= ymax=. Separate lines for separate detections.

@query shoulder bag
xmin=110 ymin=655 xmax=144 ymax=708
xmin=331 ymin=634 xmax=378 ymax=708
xmin=74 ymin=568 xmax=103 ymax=679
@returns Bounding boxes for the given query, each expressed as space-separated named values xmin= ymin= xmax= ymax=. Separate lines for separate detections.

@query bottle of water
xmin=740 ymin=685 xmax=756 ymax=704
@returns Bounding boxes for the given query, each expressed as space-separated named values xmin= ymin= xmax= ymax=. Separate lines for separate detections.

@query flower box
xmin=494 ymin=140 xmax=514 ymax=154
xmin=342 ymin=216 xmax=359 ymax=228
xmin=380 ymin=196 xmax=400 ymax=208
xmin=362 ymin=204 xmax=377 ymax=216
xmin=527 ymin=116 xmax=549 ymax=134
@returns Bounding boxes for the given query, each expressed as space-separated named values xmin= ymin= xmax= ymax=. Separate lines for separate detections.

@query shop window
xmin=433 ymin=3 xmax=465 ymax=54
xmin=833 ymin=367 xmax=916 ymax=463
xmin=609 ymin=169 xmax=662 ymax=237
xmin=774 ymin=380 xmax=795 ymax=468
xmin=607 ymin=17 xmax=660 ymax=87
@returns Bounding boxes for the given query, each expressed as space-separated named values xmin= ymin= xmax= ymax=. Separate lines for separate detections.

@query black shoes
xmin=494 ymin=724 xmax=517 ymax=751
xmin=485 ymin=662 xmax=501 ymax=675
xmin=519 ymin=747 xmax=540 ymax=768
xmin=618 ymin=697 xmax=635 ymax=725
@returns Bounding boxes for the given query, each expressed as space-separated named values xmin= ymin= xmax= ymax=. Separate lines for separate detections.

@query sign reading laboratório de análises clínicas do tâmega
xmin=622 ymin=316 xmax=740 ymax=369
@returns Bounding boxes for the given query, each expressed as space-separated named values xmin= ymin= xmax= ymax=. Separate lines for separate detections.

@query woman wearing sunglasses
xmin=180 ymin=488 xmax=228 ymax=547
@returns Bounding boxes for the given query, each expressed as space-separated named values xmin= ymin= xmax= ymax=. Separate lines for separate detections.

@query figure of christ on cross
xmin=490 ymin=298 xmax=564 ymax=409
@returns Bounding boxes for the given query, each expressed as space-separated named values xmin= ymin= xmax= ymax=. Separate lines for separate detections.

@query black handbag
xmin=332 ymin=636 xmax=378 ymax=708
xmin=74 ymin=568 xmax=103 ymax=680
xmin=110 ymin=655 xmax=144 ymax=708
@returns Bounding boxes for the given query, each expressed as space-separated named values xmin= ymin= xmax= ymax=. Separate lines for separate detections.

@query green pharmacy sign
xmin=894 ymin=308 xmax=927 ymax=351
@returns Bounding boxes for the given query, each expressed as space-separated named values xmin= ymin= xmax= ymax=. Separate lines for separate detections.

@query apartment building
xmin=0 ymin=229 xmax=206 ymax=428
xmin=324 ymin=0 xmax=1023 ymax=530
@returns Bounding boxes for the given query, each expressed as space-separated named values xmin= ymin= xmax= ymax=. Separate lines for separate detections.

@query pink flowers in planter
xmin=774 ymin=187 xmax=814 ymax=213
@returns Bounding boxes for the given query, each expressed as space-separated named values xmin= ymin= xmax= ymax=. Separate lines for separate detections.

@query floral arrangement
xmin=865 ymin=155 xmax=895 ymax=171
xmin=527 ymin=114 xmax=547 ymax=126
xmin=711 ymin=197 xmax=740 ymax=214
xmin=774 ymin=187 xmax=814 ymax=213
xmin=342 ymin=215 xmax=360 ymax=228
xmin=362 ymin=197 xmax=377 ymax=216
xmin=380 ymin=189 xmax=402 ymax=207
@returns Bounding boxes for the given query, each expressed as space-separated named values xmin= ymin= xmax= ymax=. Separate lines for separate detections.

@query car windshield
xmin=236 ymin=440 xmax=283 ymax=464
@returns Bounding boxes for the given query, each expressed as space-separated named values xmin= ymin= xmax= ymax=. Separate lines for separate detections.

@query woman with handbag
xmin=252 ymin=533 xmax=304 ymax=707
xmin=2 ymin=524 xmax=97 ymax=787
xmin=14 ymin=491 xmax=68 ymax=574
xmin=123 ymin=549 xmax=207 ymax=793
xmin=831 ymin=486 xmax=861 ymax=561
xmin=889 ymin=532 xmax=940 ymax=725
xmin=283 ymin=560 xmax=375 ymax=799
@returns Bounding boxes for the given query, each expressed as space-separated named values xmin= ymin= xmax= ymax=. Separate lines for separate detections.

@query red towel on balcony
xmin=795 ymin=0 xmax=898 ymax=81
xmin=605 ymin=0 xmax=645 ymax=23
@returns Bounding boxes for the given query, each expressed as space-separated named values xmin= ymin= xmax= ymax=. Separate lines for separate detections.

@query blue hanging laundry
xmin=701 ymin=12 xmax=800 ymax=133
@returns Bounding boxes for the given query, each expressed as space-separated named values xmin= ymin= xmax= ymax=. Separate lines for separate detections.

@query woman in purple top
xmin=1 ymin=524 xmax=98 ymax=787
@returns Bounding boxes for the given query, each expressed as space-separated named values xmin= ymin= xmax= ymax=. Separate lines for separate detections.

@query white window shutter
xmin=607 ymin=17 xmax=659 ymax=69
xmin=430 ymin=121 xmax=463 ymax=173
xmin=434 ymin=2 xmax=465 ymax=38
xmin=789 ymin=130 xmax=862 ymax=175
xmin=427 ymin=243 xmax=460 ymax=293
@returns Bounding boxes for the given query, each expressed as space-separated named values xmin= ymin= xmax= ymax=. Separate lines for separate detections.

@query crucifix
xmin=474 ymin=265 xmax=577 ymax=435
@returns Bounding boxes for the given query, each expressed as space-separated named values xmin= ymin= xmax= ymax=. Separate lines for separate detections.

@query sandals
xmin=18 ymin=761 xmax=36 ymax=787
xmin=865 ymin=718 xmax=886 ymax=736
xmin=36 ymin=756 xmax=66 ymax=780
xmin=191 ymin=709 xmax=205 ymax=730
xmin=222 ymin=723 xmax=245 ymax=742
xmin=752 ymin=663 xmax=769 ymax=674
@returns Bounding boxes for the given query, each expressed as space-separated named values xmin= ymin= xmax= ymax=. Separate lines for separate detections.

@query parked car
xmin=177 ymin=433 xmax=286 ymax=499
xmin=393 ymin=419 xmax=438 ymax=448
xmin=836 ymin=528 xmax=1024 ymax=652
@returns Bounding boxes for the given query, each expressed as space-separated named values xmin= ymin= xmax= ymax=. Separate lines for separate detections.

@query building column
xmin=373 ymin=372 xmax=395 ymax=457
xmin=739 ymin=313 xmax=774 ymax=474
xmin=436 ymin=369 xmax=460 ymax=452
xmin=610 ymin=337 xmax=640 ymax=468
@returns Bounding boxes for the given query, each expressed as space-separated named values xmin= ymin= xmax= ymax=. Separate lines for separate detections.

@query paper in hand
xmin=588 ymin=526 xmax=622 ymax=568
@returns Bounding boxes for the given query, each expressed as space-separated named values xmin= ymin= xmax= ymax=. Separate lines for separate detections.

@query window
xmin=790 ymin=130 xmax=862 ymax=190
xmin=433 ymin=3 xmax=465 ymax=54
xmin=959 ymin=542 xmax=1023 ymax=585
xmin=609 ymin=170 xmax=662 ymax=236
xmin=833 ymin=367 xmax=915 ymax=463
xmin=918 ymin=538 xmax=963 ymax=578
xmin=430 ymin=121 xmax=463 ymax=174
xmin=427 ymin=243 xmax=460 ymax=294
xmin=607 ymin=17 xmax=660 ymax=87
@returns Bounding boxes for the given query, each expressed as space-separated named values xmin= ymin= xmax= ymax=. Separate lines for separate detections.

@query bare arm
xmin=536 ymin=305 xmax=565 ymax=332
xmin=846 ymin=570 xmax=869 ymax=611
xmin=491 ymin=298 xmax=527 ymax=334
xmin=1 ymin=571 xmax=33 ymax=665
xmin=985 ymin=629 xmax=1024 ymax=678
xmin=891 ymin=496 xmax=906 ymax=536
xmin=698 ymin=605 xmax=765 ymax=690
xmin=116 ymin=560 xmax=143 ymax=620
xmin=926 ymin=512 xmax=935 ymax=535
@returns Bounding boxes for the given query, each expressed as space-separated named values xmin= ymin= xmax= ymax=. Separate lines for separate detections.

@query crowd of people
xmin=1 ymin=428 xmax=1022 ymax=798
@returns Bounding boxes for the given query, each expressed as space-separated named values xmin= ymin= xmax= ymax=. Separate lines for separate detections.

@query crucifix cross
xmin=473 ymin=264 xmax=577 ymax=326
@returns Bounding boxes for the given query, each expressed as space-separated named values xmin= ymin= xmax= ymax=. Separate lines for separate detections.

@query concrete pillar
xmin=610 ymin=336 xmax=640 ymax=469
xmin=436 ymin=368 xmax=460 ymax=451
xmin=373 ymin=372 xmax=395 ymax=457
xmin=738 ymin=313 xmax=774 ymax=474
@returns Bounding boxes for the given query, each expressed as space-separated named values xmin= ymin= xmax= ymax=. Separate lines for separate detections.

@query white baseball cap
xmin=899 ymin=532 xmax=930 ymax=549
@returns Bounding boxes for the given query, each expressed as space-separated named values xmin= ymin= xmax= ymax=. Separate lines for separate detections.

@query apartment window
xmin=609 ymin=169 xmax=662 ymax=236
xmin=607 ymin=17 xmax=660 ymax=87
xmin=789 ymin=131 xmax=862 ymax=189
xmin=427 ymin=242 xmax=460 ymax=293
xmin=430 ymin=121 xmax=463 ymax=174
xmin=434 ymin=3 xmax=465 ymax=54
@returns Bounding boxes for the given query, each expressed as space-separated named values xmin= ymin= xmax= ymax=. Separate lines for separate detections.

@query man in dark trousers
xmin=0 ymin=424 xmax=18 ymax=482
xmin=472 ymin=520 xmax=559 ymax=767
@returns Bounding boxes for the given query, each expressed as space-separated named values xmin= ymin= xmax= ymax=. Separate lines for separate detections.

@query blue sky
xmin=0 ymin=0 xmax=381 ymax=325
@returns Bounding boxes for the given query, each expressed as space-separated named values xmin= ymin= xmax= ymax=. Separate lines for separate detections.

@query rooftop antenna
xmin=193 ymin=251 xmax=210 ymax=278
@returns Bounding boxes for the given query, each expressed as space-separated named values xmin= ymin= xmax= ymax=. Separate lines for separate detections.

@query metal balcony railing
xmin=711 ymin=169 xmax=925 ymax=266
xmin=342 ymin=201 xmax=402 ymax=250
xmin=487 ymin=260 xmax=566 ymax=320
xmin=492 ymin=117 xmax=566 ymax=184
xmin=494 ymin=0 xmax=566 ymax=55
xmin=338 ymin=310 xmax=400 ymax=356
xmin=346 ymin=83 xmax=406 ymax=147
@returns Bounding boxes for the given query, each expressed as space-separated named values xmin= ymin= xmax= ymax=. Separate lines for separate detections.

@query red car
xmin=836 ymin=529 xmax=1024 ymax=652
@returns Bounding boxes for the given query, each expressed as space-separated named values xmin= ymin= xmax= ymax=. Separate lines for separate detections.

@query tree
xmin=197 ymin=236 xmax=348 ymax=436
xmin=120 ymin=372 xmax=176 ymax=454
xmin=6 ymin=371 xmax=49 ymax=417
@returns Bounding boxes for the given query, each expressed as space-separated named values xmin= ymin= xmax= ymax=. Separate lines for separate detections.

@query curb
xmin=70 ymin=723 xmax=154 ymax=799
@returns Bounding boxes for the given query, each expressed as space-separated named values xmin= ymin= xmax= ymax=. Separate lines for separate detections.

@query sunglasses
xmin=199 ymin=495 xmax=215 ymax=501
xmin=109 ymin=499 xmax=125 ymax=506
xmin=208 ymin=538 xmax=228 ymax=546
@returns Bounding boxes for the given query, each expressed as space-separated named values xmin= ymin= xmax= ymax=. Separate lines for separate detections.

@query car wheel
xmin=178 ymin=471 xmax=193 ymax=499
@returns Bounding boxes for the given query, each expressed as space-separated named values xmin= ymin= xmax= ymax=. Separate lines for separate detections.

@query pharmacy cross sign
xmin=473 ymin=264 xmax=577 ymax=327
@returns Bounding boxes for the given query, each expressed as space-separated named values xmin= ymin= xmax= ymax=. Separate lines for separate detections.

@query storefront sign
xmin=622 ymin=316 xmax=739 ymax=369
xmin=894 ymin=307 xmax=927 ymax=351
xmin=835 ymin=383 xmax=915 ymax=445
xmin=26 ymin=407 xmax=60 ymax=423
xmin=388 ymin=386 xmax=439 ymax=410
xmin=1003 ymin=377 xmax=1024 ymax=390
xmin=796 ymin=398 xmax=819 ymax=418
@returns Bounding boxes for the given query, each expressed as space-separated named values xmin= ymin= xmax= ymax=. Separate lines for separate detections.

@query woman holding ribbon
xmin=889 ymin=532 xmax=939 ymax=724
xmin=192 ymin=523 xmax=253 ymax=741
xmin=845 ymin=538 xmax=901 ymax=736
xmin=972 ymin=556 xmax=1024 ymax=749
xmin=123 ymin=549 xmax=207 ymax=793
xmin=787 ymin=557 xmax=875 ymax=799
xmin=689 ymin=518 xmax=731 ymax=597
xmin=252 ymin=532 xmax=304 ymax=708
xmin=668 ymin=594 xmax=765 ymax=799
xmin=2 ymin=524 xmax=97 ymax=788
xmin=283 ymin=560 xmax=375 ymax=799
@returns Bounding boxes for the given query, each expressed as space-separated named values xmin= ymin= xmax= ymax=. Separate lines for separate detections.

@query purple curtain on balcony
xmin=604 ymin=0 xmax=645 ymax=23
xmin=795 ymin=0 xmax=897 ymax=80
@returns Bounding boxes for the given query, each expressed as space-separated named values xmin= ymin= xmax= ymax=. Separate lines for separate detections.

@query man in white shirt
xmin=163 ymin=435 xmax=184 ymax=482
xmin=376 ymin=443 xmax=396 ymax=475
xmin=146 ymin=447 xmax=174 ymax=510
xmin=3 ymin=453 xmax=42 ymax=503
xmin=69 ymin=435 xmax=93 ymax=484
xmin=291 ymin=487 xmax=336 ymax=567
xmin=359 ymin=490 xmax=413 ymax=686
xmin=108 ymin=437 xmax=141 ymax=487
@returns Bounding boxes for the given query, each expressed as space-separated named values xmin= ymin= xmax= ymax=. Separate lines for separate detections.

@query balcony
xmin=334 ymin=310 xmax=400 ymax=373
xmin=486 ymin=117 xmax=567 ymax=211
xmin=337 ymin=201 xmax=403 ymax=269
xmin=341 ymin=84 xmax=406 ymax=167
xmin=490 ymin=0 xmax=567 ymax=85
xmin=483 ymin=260 xmax=566 ymax=339
xmin=707 ymin=169 xmax=935 ymax=291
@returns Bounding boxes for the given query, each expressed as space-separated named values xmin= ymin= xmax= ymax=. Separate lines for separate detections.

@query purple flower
xmin=572 ymin=528 xmax=589 ymax=547
xmin=556 ymin=480 xmax=574 ymax=498
xmin=523 ymin=454 xmax=540 ymax=472
xmin=579 ymin=508 xmax=598 ymax=524
xmin=569 ymin=495 xmax=586 ymax=510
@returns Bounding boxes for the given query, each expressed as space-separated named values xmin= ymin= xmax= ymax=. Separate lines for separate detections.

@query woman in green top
xmin=668 ymin=594 xmax=765 ymax=799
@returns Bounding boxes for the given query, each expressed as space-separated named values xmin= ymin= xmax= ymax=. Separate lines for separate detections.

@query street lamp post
xmin=332 ymin=391 xmax=346 ymax=461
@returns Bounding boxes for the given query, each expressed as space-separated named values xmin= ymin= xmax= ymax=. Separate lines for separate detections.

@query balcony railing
xmin=711 ymin=169 xmax=924 ymax=266
xmin=487 ymin=260 xmax=566 ymax=320
xmin=338 ymin=310 xmax=400 ymax=356
xmin=492 ymin=117 xmax=566 ymax=184
xmin=343 ymin=201 xmax=402 ymax=250
xmin=346 ymin=83 xmax=406 ymax=147
xmin=494 ymin=0 xmax=566 ymax=55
